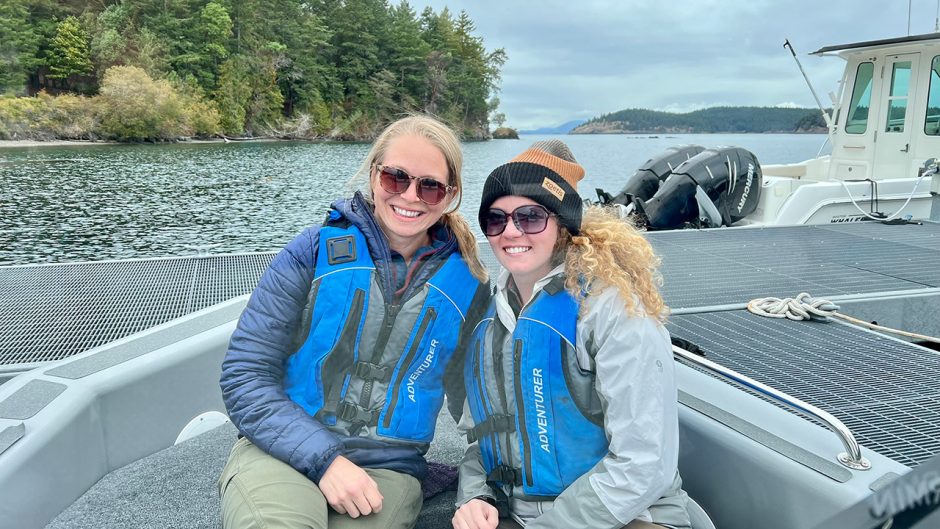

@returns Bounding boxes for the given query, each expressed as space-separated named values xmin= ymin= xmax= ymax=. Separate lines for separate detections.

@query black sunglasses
xmin=375 ymin=164 xmax=454 ymax=205
xmin=482 ymin=204 xmax=555 ymax=236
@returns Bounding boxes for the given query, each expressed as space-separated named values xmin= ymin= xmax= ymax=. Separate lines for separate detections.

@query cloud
xmin=409 ymin=1 xmax=933 ymax=128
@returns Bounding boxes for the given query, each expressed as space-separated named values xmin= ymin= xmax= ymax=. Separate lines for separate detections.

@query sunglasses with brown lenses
xmin=375 ymin=164 xmax=454 ymax=205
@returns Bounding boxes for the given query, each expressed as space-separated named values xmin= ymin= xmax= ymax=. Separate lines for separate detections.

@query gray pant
xmin=218 ymin=437 xmax=423 ymax=529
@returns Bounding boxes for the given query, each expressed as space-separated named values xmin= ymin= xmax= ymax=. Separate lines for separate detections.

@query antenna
xmin=783 ymin=39 xmax=833 ymax=132
xmin=936 ymin=0 xmax=939 ymax=31
xmin=909 ymin=0 xmax=912 ymax=35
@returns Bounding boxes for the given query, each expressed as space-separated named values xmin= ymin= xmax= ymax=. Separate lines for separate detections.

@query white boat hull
xmin=743 ymin=172 xmax=935 ymax=226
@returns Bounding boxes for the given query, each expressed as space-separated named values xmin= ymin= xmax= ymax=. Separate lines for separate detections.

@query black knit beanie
xmin=478 ymin=139 xmax=586 ymax=234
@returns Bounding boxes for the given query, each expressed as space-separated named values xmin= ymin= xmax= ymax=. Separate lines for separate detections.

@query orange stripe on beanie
xmin=479 ymin=139 xmax=586 ymax=235
xmin=509 ymin=140 xmax=585 ymax=192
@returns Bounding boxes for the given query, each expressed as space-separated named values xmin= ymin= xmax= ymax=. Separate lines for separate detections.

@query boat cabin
xmin=818 ymin=32 xmax=940 ymax=182
xmin=745 ymin=33 xmax=940 ymax=225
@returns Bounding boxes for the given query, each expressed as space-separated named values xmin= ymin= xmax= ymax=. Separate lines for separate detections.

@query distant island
xmin=519 ymin=119 xmax=587 ymax=135
xmin=571 ymin=106 xmax=827 ymax=134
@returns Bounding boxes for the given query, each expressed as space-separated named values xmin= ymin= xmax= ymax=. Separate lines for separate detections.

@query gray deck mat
xmin=669 ymin=311 xmax=940 ymax=468
xmin=47 ymin=412 xmax=468 ymax=529
xmin=648 ymin=223 xmax=940 ymax=310
xmin=0 ymin=254 xmax=273 ymax=368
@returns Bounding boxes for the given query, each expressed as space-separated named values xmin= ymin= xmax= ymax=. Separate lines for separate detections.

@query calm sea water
xmin=0 ymin=134 xmax=830 ymax=265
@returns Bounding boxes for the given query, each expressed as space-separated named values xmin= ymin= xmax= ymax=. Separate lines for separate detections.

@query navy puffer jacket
xmin=220 ymin=193 xmax=480 ymax=482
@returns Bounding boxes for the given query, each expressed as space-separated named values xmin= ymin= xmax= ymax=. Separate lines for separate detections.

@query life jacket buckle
xmin=336 ymin=401 xmax=380 ymax=425
xmin=486 ymin=465 xmax=522 ymax=487
xmin=353 ymin=361 xmax=391 ymax=382
xmin=467 ymin=413 xmax=516 ymax=443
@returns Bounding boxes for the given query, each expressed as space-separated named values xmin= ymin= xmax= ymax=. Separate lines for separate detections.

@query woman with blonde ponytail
xmin=454 ymin=140 xmax=691 ymax=529
xmin=219 ymin=115 xmax=489 ymax=529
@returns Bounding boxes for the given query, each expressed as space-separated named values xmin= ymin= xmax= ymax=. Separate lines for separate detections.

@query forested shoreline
xmin=0 ymin=1 xmax=506 ymax=142
xmin=572 ymin=106 xmax=829 ymax=134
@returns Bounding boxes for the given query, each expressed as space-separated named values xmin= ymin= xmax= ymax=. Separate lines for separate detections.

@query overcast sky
xmin=409 ymin=0 xmax=940 ymax=129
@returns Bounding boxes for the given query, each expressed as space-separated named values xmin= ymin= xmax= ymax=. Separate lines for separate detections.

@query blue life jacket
xmin=465 ymin=278 xmax=608 ymax=498
xmin=284 ymin=221 xmax=477 ymax=443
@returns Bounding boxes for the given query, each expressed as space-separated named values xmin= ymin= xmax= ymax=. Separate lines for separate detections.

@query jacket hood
xmin=329 ymin=192 xmax=373 ymax=228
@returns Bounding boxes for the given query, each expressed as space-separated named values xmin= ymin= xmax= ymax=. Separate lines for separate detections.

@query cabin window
xmin=845 ymin=62 xmax=873 ymax=134
xmin=925 ymin=55 xmax=940 ymax=135
xmin=884 ymin=61 xmax=911 ymax=133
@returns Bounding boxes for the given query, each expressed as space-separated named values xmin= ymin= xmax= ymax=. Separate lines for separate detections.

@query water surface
xmin=0 ymin=134 xmax=830 ymax=265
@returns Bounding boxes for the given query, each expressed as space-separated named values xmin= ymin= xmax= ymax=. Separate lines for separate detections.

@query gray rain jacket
xmin=456 ymin=265 xmax=691 ymax=529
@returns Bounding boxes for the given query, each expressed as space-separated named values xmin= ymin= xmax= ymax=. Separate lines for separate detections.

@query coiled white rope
xmin=747 ymin=292 xmax=940 ymax=344
xmin=746 ymin=293 xmax=840 ymax=321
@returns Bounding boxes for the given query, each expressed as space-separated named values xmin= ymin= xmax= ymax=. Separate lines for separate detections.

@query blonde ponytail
xmin=442 ymin=212 xmax=488 ymax=283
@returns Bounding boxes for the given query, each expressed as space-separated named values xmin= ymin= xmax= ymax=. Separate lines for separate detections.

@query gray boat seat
xmin=46 ymin=408 xmax=715 ymax=529
xmin=46 ymin=412 xmax=466 ymax=529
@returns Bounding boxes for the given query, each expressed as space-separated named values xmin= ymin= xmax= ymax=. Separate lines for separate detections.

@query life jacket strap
xmin=486 ymin=465 xmax=522 ymax=487
xmin=336 ymin=401 xmax=381 ymax=426
xmin=543 ymin=275 xmax=567 ymax=295
xmin=492 ymin=488 xmax=511 ymax=518
xmin=353 ymin=361 xmax=391 ymax=382
xmin=466 ymin=414 xmax=516 ymax=444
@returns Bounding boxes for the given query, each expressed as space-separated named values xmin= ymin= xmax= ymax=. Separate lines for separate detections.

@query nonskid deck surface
xmin=652 ymin=222 xmax=940 ymax=310
xmin=668 ymin=311 xmax=940 ymax=468
xmin=648 ymin=222 xmax=940 ymax=468
xmin=0 ymin=254 xmax=273 ymax=370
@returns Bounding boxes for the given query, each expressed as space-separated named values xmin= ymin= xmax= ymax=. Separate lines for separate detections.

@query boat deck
xmin=0 ymin=253 xmax=274 ymax=381
xmin=2 ymin=221 xmax=940 ymax=528
xmin=653 ymin=222 xmax=940 ymax=468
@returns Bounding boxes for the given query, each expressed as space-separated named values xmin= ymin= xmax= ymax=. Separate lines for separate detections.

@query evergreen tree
xmin=88 ymin=4 xmax=132 ymax=73
xmin=179 ymin=1 xmax=232 ymax=91
xmin=267 ymin=0 xmax=333 ymax=121
xmin=0 ymin=0 xmax=41 ymax=94
xmin=214 ymin=55 xmax=252 ymax=134
xmin=385 ymin=2 xmax=430 ymax=111
xmin=448 ymin=11 xmax=493 ymax=129
xmin=3 ymin=0 xmax=506 ymax=139
xmin=327 ymin=0 xmax=387 ymax=106
xmin=47 ymin=15 xmax=93 ymax=79
xmin=420 ymin=7 xmax=453 ymax=116
xmin=244 ymin=42 xmax=286 ymax=132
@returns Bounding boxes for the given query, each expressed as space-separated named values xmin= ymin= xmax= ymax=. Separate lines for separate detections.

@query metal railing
xmin=673 ymin=345 xmax=871 ymax=471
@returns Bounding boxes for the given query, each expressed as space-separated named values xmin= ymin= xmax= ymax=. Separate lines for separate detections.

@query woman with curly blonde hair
xmin=453 ymin=140 xmax=691 ymax=529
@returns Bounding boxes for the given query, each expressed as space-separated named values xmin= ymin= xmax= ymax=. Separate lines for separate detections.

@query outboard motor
xmin=634 ymin=147 xmax=761 ymax=229
xmin=597 ymin=145 xmax=705 ymax=206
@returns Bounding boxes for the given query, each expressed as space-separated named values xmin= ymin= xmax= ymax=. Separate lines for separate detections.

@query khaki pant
xmin=497 ymin=518 xmax=667 ymax=528
xmin=218 ymin=437 xmax=423 ymax=529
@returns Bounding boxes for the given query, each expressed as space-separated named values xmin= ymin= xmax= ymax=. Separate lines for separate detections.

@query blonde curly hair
xmin=560 ymin=206 xmax=668 ymax=322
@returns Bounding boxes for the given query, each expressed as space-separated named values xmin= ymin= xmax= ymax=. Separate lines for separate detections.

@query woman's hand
xmin=452 ymin=498 xmax=499 ymax=529
xmin=319 ymin=456 xmax=384 ymax=517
